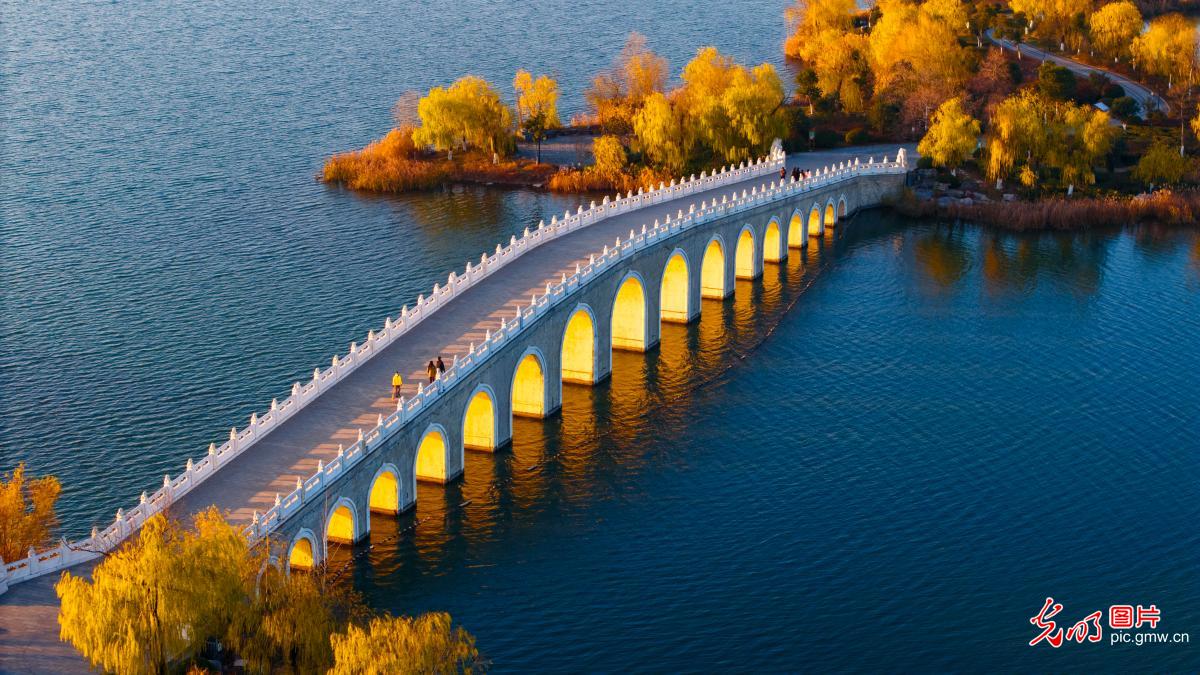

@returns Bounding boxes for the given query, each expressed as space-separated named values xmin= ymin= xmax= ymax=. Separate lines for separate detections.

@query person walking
xmin=391 ymin=371 xmax=403 ymax=400
xmin=426 ymin=360 xmax=437 ymax=383
xmin=436 ymin=355 xmax=446 ymax=376
xmin=779 ymin=166 xmax=787 ymax=181
xmin=791 ymin=166 xmax=801 ymax=182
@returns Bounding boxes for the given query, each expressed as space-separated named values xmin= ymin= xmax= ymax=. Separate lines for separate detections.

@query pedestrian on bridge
xmin=792 ymin=167 xmax=801 ymax=182
xmin=779 ymin=166 xmax=787 ymax=181
xmin=427 ymin=360 xmax=437 ymax=383
xmin=391 ymin=371 xmax=403 ymax=400
xmin=436 ymin=355 xmax=446 ymax=376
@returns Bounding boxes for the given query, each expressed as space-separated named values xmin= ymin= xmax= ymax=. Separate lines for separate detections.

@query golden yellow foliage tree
xmin=513 ymin=70 xmax=561 ymax=129
xmin=1088 ymin=1 xmax=1143 ymax=61
xmin=1133 ymin=140 xmax=1192 ymax=185
xmin=785 ymin=0 xmax=869 ymax=112
xmin=986 ymin=90 xmax=1115 ymax=188
xmin=1010 ymin=0 xmax=1093 ymax=51
xmin=0 ymin=463 xmax=61 ymax=562
xmin=592 ymin=135 xmax=628 ymax=184
xmin=1191 ymin=103 xmax=1200 ymax=143
xmin=413 ymin=76 xmax=513 ymax=156
xmin=1131 ymin=13 xmax=1196 ymax=81
xmin=329 ymin=613 xmax=480 ymax=675
xmin=634 ymin=91 xmax=689 ymax=174
xmin=917 ymin=96 xmax=980 ymax=170
xmin=585 ymin=33 xmax=668 ymax=133
xmin=869 ymin=0 xmax=972 ymax=99
xmin=57 ymin=510 xmax=246 ymax=675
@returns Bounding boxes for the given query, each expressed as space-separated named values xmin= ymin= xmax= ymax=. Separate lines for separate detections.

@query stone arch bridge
xmin=2 ymin=143 xmax=908 ymax=590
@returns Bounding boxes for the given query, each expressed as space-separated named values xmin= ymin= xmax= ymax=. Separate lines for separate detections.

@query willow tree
xmin=57 ymin=510 xmax=246 ymax=675
xmin=986 ymin=90 xmax=1115 ymax=190
xmin=784 ymin=0 xmax=868 ymax=112
xmin=586 ymin=32 xmax=668 ymax=134
xmin=634 ymin=91 xmax=688 ymax=174
xmin=0 ymin=463 xmax=61 ymax=562
xmin=1088 ymin=1 xmax=1143 ymax=62
xmin=513 ymin=70 xmax=560 ymax=129
xmin=413 ymin=76 xmax=513 ymax=156
xmin=1133 ymin=140 xmax=1192 ymax=186
xmin=1132 ymin=13 xmax=1199 ymax=153
xmin=869 ymin=0 xmax=972 ymax=123
xmin=1010 ymin=0 xmax=1094 ymax=52
xmin=329 ymin=613 xmax=479 ymax=675
xmin=918 ymin=97 xmax=980 ymax=172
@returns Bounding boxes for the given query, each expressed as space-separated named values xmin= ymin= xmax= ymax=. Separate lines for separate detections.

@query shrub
xmin=813 ymin=128 xmax=840 ymax=149
xmin=917 ymin=155 xmax=934 ymax=170
xmin=1110 ymin=96 xmax=1139 ymax=120
xmin=322 ymin=126 xmax=452 ymax=191
xmin=844 ymin=127 xmax=870 ymax=145
xmin=1102 ymin=83 xmax=1126 ymax=99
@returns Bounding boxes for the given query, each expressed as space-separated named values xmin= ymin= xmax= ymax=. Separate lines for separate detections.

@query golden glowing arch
xmin=512 ymin=349 xmax=546 ymax=418
xmin=415 ymin=424 xmax=451 ymax=483
xmin=287 ymin=529 xmax=318 ymax=572
xmin=808 ymin=205 xmax=823 ymax=236
xmin=660 ymin=249 xmax=691 ymax=323
xmin=763 ymin=218 xmax=783 ymax=263
xmin=326 ymin=498 xmax=359 ymax=544
xmin=462 ymin=386 xmax=497 ymax=451
xmin=788 ymin=209 xmax=806 ymax=248
xmin=735 ymin=226 xmax=757 ymax=279
xmin=612 ymin=273 xmax=648 ymax=352
xmin=561 ymin=305 xmax=597 ymax=384
xmin=368 ymin=464 xmax=401 ymax=514
xmin=838 ymin=196 xmax=848 ymax=218
xmin=700 ymin=236 xmax=726 ymax=298
xmin=825 ymin=201 xmax=837 ymax=227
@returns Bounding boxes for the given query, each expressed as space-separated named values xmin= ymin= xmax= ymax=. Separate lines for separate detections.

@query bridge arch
xmin=660 ymin=248 xmax=691 ymax=323
xmin=368 ymin=463 xmax=402 ymax=515
xmin=838 ymin=195 xmax=848 ymax=218
xmin=414 ymin=422 xmax=454 ymax=484
xmin=700 ymin=235 xmax=727 ymax=299
xmin=325 ymin=497 xmax=362 ymax=545
xmin=787 ymin=208 xmax=807 ymax=248
xmin=462 ymin=384 xmax=498 ymax=451
xmin=824 ymin=199 xmax=837 ymax=227
xmin=808 ymin=203 xmax=824 ymax=236
xmin=763 ymin=217 xmax=783 ymax=263
xmin=286 ymin=528 xmax=320 ymax=572
xmin=512 ymin=347 xmax=548 ymax=418
xmin=611 ymin=272 xmax=648 ymax=352
xmin=561 ymin=304 xmax=599 ymax=384
xmin=735 ymin=225 xmax=758 ymax=280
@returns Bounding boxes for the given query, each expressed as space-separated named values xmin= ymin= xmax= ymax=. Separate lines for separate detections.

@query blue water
xmin=3 ymin=1 xmax=1200 ymax=671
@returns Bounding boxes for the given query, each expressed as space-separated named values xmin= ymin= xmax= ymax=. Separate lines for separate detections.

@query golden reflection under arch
xmin=512 ymin=352 xmax=546 ymax=418
xmin=288 ymin=535 xmax=315 ymax=571
xmin=808 ymin=207 xmax=823 ymax=236
xmin=701 ymin=238 xmax=726 ymax=298
xmin=368 ymin=468 xmax=400 ymax=514
xmin=415 ymin=427 xmax=449 ymax=483
xmin=463 ymin=389 xmax=496 ymax=451
xmin=561 ymin=308 xmax=596 ymax=384
xmin=763 ymin=219 xmax=782 ymax=263
xmin=660 ymin=252 xmax=690 ymax=323
xmin=788 ymin=212 xmax=806 ymax=248
xmin=326 ymin=501 xmax=357 ymax=544
xmin=735 ymin=228 xmax=756 ymax=279
xmin=825 ymin=203 xmax=837 ymax=227
xmin=611 ymin=276 xmax=647 ymax=352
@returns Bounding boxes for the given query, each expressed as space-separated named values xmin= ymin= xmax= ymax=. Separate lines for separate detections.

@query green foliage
xmin=1037 ymin=62 xmax=1076 ymax=101
xmin=1102 ymin=83 xmax=1126 ymax=100
xmin=0 ymin=463 xmax=61 ymax=562
xmin=918 ymin=96 xmax=980 ymax=170
xmin=1133 ymin=141 xmax=1190 ymax=185
xmin=1109 ymin=96 xmax=1139 ymax=119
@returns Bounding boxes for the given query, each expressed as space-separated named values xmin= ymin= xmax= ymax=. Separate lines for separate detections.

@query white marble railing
xmin=0 ymin=144 xmax=908 ymax=592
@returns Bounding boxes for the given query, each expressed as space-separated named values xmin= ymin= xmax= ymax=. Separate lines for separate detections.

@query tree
xmin=1192 ymin=103 xmax=1200 ymax=143
xmin=1037 ymin=62 xmax=1077 ymax=100
xmin=57 ymin=510 xmax=246 ymax=675
xmin=413 ymin=76 xmax=513 ymax=156
xmin=513 ymin=70 xmax=561 ymax=130
xmin=1133 ymin=140 xmax=1192 ymax=185
xmin=585 ymin=33 xmax=667 ymax=134
xmin=1132 ymin=13 xmax=1199 ymax=153
xmin=869 ymin=0 xmax=972 ymax=99
xmin=784 ymin=0 xmax=868 ymax=112
xmin=986 ymin=90 xmax=1115 ymax=189
xmin=784 ymin=0 xmax=857 ymax=60
xmin=0 ymin=463 xmax=61 ymax=562
xmin=968 ymin=47 xmax=1016 ymax=115
xmin=1011 ymin=0 xmax=1094 ymax=52
xmin=329 ymin=613 xmax=479 ymax=675
xmin=634 ymin=91 xmax=688 ymax=173
xmin=591 ymin=135 xmax=628 ymax=184
xmin=521 ymin=110 xmax=550 ymax=164
xmin=1088 ymin=1 xmax=1143 ymax=61
xmin=918 ymin=97 xmax=980 ymax=171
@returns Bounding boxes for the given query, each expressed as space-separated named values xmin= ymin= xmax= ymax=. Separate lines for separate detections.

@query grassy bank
xmin=891 ymin=188 xmax=1200 ymax=230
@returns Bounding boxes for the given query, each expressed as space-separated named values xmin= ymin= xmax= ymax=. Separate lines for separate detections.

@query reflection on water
xmin=329 ymin=216 xmax=1199 ymax=672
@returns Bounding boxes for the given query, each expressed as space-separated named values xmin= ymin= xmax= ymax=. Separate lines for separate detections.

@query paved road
xmin=986 ymin=30 xmax=1168 ymax=120
xmin=0 ymin=147 xmax=910 ymax=672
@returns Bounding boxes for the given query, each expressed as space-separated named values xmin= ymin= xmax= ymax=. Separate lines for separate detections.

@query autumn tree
xmin=329 ymin=613 xmax=480 ymax=675
xmin=1088 ymin=1 xmax=1143 ymax=62
xmin=869 ymin=0 xmax=972 ymax=102
xmin=592 ymin=135 xmax=629 ymax=184
xmin=513 ymin=70 xmax=561 ymax=129
xmin=585 ymin=33 xmax=668 ymax=134
xmin=785 ymin=0 xmax=869 ymax=112
xmin=1132 ymin=13 xmax=1199 ymax=153
xmin=634 ymin=91 xmax=688 ymax=173
xmin=413 ymin=76 xmax=513 ymax=156
xmin=1133 ymin=140 xmax=1192 ymax=185
xmin=986 ymin=90 xmax=1116 ymax=190
xmin=918 ymin=97 xmax=980 ymax=171
xmin=57 ymin=510 xmax=246 ymax=675
xmin=968 ymin=47 xmax=1017 ymax=115
xmin=0 ymin=463 xmax=61 ymax=563
xmin=1011 ymin=0 xmax=1094 ymax=52
xmin=1192 ymin=103 xmax=1200 ymax=143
